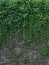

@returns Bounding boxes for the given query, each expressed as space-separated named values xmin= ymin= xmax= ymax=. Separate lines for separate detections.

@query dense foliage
xmin=0 ymin=0 xmax=49 ymax=56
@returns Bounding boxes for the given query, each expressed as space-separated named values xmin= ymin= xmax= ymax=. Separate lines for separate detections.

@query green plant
xmin=0 ymin=0 xmax=49 ymax=56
